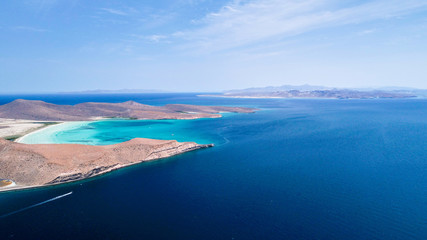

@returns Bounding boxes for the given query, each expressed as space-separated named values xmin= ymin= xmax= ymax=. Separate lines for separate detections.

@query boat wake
xmin=0 ymin=191 xmax=73 ymax=218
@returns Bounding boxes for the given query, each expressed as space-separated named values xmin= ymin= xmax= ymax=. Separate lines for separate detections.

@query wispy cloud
xmin=146 ymin=34 xmax=168 ymax=42
xmin=357 ymin=29 xmax=376 ymax=36
xmin=100 ymin=8 xmax=128 ymax=16
xmin=100 ymin=7 xmax=138 ymax=16
xmin=138 ymin=13 xmax=178 ymax=29
xmin=128 ymin=34 xmax=170 ymax=44
xmin=174 ymin=0 xmax=427 ymax=53
xmin=12 ymin=26 xmax=49 ymax=32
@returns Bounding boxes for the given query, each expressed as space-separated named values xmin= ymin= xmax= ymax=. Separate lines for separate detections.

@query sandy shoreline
xmin=0 ymin=119 xmax=44 ymax=139
xmin=0 ymin=101 xmax=255 ymax=193
xmin=0 ymin=118 xmax=64 ymax=142
xmin=11 ymin=117 xmax=109 ymax=143
xmin=15 ymin=121 xmax=71 ymax=143
xmin=1 ymin=118 xmax=217 ymax=193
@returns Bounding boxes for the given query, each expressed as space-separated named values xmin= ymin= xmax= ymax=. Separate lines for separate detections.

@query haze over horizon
xmin=1 ymin=0 xmax=427 ymax=93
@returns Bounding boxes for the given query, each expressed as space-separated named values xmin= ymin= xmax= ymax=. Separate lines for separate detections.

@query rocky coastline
xmin=0 ymin=99 xmax=254 ymax=192
xmin=0 ymin=138 xmax=214 ymax=192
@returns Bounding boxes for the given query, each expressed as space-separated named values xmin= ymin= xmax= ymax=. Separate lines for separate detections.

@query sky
xmin=1 ymin=0 xmax=427 ymax=93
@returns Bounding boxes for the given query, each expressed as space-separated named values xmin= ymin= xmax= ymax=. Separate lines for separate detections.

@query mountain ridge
xmin=0 ymin=99 xmax=256 ymax=121
xmin=207 ymin=84 xmax=424 ymax=99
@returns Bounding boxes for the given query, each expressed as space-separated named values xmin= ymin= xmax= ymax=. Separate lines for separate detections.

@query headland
xmin=0 ymin=138 xmax=213 ymax=192
xmin=0 ymin=99 xmax=256 ymax=192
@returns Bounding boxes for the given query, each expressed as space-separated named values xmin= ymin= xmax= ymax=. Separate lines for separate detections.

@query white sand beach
xmin=0 ymin=118 xmax=62 ymax=141
xmin=0 ymin=119 xmax=44 ymax=138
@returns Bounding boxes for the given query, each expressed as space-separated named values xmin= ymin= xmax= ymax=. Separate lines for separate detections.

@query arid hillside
xmin=0 ymin=138 xmax=213 ymax=190
xmin=0 ymin=99 xmax=255 ymax=121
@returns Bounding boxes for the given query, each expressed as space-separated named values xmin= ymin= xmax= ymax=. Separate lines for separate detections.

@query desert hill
xmin=0 ymin=138 xmax=212 ymax=190
xmin=0 ymin=99 xmax=255 ymax=121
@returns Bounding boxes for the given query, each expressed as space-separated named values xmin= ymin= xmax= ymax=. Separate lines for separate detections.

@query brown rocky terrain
xmin=0 ymin=99 xmax=255 ymax=191
xmin=0 ymin=138 xmax=213 ymax=191
xmin=0 ymin=99 xmax=255 ymax=121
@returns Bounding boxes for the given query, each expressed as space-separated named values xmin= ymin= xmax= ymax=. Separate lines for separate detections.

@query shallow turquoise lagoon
xmin=19 ymin=116 xmax=235 ymax=146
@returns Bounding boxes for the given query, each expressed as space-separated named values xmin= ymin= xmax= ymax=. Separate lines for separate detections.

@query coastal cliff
xmin=0 ymin=138 xmax=213 ymax=191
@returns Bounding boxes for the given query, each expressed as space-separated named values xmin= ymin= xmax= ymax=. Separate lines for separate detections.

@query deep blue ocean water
xmin=0 ymin=93 xmax=426 ymax=239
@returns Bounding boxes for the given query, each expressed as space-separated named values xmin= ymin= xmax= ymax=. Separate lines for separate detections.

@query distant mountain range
xmin=203 ymin=85 xmax=427 ymax=99
xmin=226 ymin=84 xmax=332 ymax=93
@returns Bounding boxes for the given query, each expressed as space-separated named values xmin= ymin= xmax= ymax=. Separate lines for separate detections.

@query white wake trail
xmin=0 ymin=191 xmax=73 ymax=218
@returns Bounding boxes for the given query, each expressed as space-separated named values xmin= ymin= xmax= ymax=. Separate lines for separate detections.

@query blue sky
xmin=1 ymin=0 xmax=427 ymax=93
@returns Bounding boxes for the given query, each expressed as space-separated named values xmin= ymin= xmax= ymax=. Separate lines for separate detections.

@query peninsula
xmin=0 ymin=138 xmax=213 ymax=191
xmin=0 ymin=99 xmax=256 ymax=192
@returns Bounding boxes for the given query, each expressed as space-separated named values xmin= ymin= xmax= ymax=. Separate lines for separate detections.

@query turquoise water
xmin=19 ymin=117 xmax=231 ymax=145
xmin=1 ymin=94 xmax=426 ymax=239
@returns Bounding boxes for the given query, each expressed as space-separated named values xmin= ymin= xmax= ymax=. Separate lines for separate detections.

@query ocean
xmin=0 ymin=93 xmax=426 ymax=239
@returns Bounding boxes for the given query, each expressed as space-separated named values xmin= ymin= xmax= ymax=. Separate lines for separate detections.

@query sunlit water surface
xmin=0 ymin=93 xmax=426 ymax=239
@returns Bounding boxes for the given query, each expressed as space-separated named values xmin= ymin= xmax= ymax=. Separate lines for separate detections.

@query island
xmin=0 ymin=99 xmax=256 ymax=192
xmin=201 ymin=85 xmax=419 ymax=99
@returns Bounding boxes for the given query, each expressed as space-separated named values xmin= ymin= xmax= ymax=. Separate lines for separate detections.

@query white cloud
xmin=176 ymin=0 xmax=427 ymax=53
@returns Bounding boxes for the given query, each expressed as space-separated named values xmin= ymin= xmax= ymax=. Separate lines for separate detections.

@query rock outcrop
xmin=0 ymin=138 xmax=213 ymax=191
